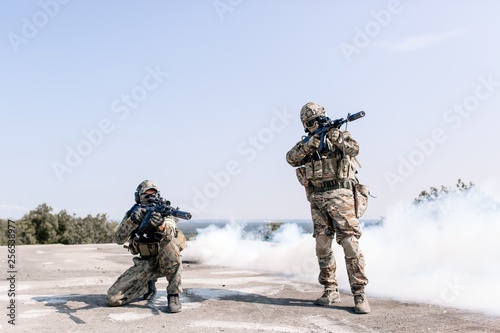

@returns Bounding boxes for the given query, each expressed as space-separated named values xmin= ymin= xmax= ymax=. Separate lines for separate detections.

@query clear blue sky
xmin=1 ymin=0 xmax=500 ymax=221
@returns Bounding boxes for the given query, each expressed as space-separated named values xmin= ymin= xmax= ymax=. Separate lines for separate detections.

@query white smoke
xmin=184 ymin=187 xmax=500 ymax=316
xmin=363 ymin=186 xmax=500 ymax=316
xmin=184 ymin=223 xmax=320 ymax=280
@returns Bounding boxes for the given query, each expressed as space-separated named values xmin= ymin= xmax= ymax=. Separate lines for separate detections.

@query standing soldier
xmin=286 ymin=102 xmax=370 ymax=314
xmin=107 ymin=180 xmax=186 ymax=313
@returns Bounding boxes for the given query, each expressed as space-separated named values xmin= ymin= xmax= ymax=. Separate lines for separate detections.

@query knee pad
xmin=315 ymin=233 xmax=333 ymax=258
xmin=106 ymin=294 xmax=124 ymax=307
xmin=340 ymin=235 xmax=359 ymax=258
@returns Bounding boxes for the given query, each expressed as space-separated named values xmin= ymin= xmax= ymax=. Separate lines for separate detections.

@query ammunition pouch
xmin=137 ymin=241 xmax=160 ymax=257
xmin=295 ymin=166 xmax=312 ymax=200
xmin=353 ymin=182 xmax=370 ymax=218
xmin=176 ymin=229 xmax=186 ymax=252
xmin=127 ymin=239 xmax=160 ymax=257
xmin=295 ymin=166 xmax=309 ymax=187
xmin=127 ymin=229 xmax=187 ymax=257
xmin=304 ymin=153 xmax=355 ymax=182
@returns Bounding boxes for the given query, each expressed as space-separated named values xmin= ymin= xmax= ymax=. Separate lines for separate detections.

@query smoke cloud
xmin=363 ymin=187 xmax=500 ymax=315
xmin=184 ymin=187 xmax=500 ymax=316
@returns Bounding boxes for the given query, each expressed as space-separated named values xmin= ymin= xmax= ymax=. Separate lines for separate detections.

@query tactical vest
xmin=127 ymin=229 xmax=186 ymax=257
xmin=303 ymin=148 xmax=356 ymax=183
xmin=129 ymin=235 xmax=161 ymax=257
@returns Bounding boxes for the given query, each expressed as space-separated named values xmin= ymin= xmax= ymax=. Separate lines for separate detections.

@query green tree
xmin=63 ymin=214 xmax=118 ymax=244
xmin=18 ymin=204 xmax=59 ymax=244
xmin=55 ymin=210 xmax=75 ymax=244
xmin=3 ymin=203 xmax=119 ymax=245
xmin=16 ymin=217 xmax=37 ymax=244
xmin=0 ymin=219 xmax=7 ymax=246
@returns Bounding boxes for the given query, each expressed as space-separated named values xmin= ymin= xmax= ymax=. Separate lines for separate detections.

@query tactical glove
xmin=327 ymin=128 xmax=340 ymax=142
xmin=159 ymin=224 xmax=173 ymax=236
xmin=149 ymin=211 xmax=164 ymax=228
xmin=304 ymin=134 xmax=321 ymax=152
xmin=131 ymin=207 xmax=146 ymax=224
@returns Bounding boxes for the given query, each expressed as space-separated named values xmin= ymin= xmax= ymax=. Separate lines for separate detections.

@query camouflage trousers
xmin=309 ymin=188 xmax=368 ymax=296
xmin=107 ymin=236 xmax=183 ymax=306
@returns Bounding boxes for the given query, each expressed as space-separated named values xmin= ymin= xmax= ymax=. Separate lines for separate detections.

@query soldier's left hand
xmin=160 ymin=223 xmax=172 ymax=233
xmin=156 ymin=222 xmax=174 ymax=238
xmin=149 ymin=211 xmax=163 ymax=228
xmin=327 ymin=128 xmax=340 ymax=142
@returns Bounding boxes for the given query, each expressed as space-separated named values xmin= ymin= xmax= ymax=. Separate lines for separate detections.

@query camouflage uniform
xmin=107 ymin=181 xmax=185 ymax=307
xmin=286 ymin=102 xmax=369 ymax=304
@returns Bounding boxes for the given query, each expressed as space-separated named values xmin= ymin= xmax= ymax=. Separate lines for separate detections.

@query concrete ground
xmin=1 ymin=244 xmax=499 ymax=333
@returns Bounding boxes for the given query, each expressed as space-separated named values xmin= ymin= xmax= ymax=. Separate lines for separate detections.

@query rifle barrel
xmin=347 ymin=111 xmax=365 ymax=122
xmin=172 ymin=210 xmax=192 ymax=220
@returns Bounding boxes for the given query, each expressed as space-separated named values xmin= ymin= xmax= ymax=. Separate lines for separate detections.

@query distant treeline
xmin=0 ymin=203 xmax=118 ymax=246
xmin=413 ymin=179 xmax=475 ymax=205
xmin=1 ymin=179 xmax=475 ymax=246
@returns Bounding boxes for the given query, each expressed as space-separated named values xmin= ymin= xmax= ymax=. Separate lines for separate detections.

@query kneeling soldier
xmin=107 ymin=180 xmax=186 ymax=313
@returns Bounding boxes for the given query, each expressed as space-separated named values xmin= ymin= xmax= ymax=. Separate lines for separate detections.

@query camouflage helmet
xmin=300 ymin=102 xmax=326 ymax=125
xmin=134 ymin=180 xmax=160 ymax=203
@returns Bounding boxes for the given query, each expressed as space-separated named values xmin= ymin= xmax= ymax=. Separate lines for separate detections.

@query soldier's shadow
xmin=33 ymin=294 xmax=104 ymax=324
xmin=183 ymin=288 xmax=355 ymax=314
xmin=33 ymin=288 xmax=354 ymax=323
xmin=32 ymin=293 xmax=163 ymax=324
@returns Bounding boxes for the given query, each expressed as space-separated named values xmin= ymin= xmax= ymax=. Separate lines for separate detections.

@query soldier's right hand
xmin=131 ymin=207 xmax=147 ymax=224
xmin=304 ymin=134 xmax=321 ymax=152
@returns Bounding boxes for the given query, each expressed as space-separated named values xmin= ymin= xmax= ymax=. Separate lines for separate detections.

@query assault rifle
xmin=135 ymin=197 xmax=192 ymax=241
xmin=302 ymin=111 xmax=366 ymax=150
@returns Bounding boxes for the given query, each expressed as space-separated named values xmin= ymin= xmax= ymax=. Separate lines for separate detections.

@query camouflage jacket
xmin=113 ymin=213 xmax=139 ymax=245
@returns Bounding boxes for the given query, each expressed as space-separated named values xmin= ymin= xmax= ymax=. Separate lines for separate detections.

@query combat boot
xmin=315 ymin=288 xmax=341 ymax=306
xmin=167 ymin=294 xmax=182 ymax=313
xmin=354 ymin=293 xmax=370 ymax=314
xmin=143 ymin=280 xmax=157 ymax=301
